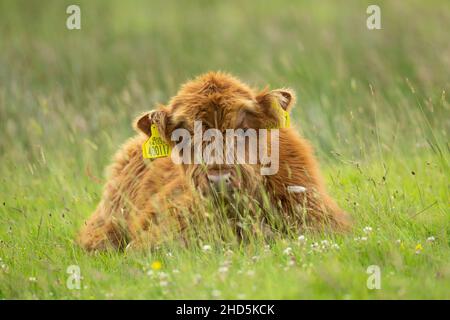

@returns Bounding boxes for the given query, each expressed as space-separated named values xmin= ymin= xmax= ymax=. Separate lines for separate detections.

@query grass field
xmin=0 ymin=0 xmax=449 ymax=299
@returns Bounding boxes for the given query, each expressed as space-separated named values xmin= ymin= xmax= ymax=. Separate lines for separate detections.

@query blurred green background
xmin=0 ymin=0 xmax=449 ymax=299
xmin=1 ymin=0 xmax=448 ymax=170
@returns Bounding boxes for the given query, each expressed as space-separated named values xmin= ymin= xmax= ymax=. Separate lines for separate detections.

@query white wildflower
xmin=321 ymin=240 xmax=330 ymax=247
xmin=363 ymin=226 xmax=373 ymax=234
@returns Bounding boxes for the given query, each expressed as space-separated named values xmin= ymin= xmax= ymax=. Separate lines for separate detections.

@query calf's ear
xmin=133 ymin=107 xmax=170 ymax=140
xmin=257 ymin=88 xmax=296 ymax=112
xmin=134 ymin=112 xmax=153 ymax=136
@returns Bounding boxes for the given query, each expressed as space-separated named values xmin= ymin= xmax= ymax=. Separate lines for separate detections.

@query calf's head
xmin=135 ymin=72 xmax=296 ymax=196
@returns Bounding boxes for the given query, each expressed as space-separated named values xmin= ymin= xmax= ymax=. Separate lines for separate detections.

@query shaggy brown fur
xmin=78 ymin=72 xmax=350 ymax=251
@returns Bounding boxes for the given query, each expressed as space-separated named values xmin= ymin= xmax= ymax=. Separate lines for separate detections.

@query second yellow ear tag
xmin=271 ymin=99 xmax=290 ymax=129
xmin=142 ymin=124 xmax=171 ymax=159
xmin=282 ymin=109 xmax=290 ymax=128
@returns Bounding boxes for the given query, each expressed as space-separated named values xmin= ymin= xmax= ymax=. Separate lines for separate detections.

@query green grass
xmin=0 ymin=0 xmax=449 ymax=299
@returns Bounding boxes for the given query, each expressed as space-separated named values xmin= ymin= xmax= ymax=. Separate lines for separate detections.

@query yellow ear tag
xmin=271 ymin=99 xmax=291 ymax=129
xmin=142 ymin=124 xmax=171 ymax=159
xmin=283 ymin=109 xmax=291 ymax=128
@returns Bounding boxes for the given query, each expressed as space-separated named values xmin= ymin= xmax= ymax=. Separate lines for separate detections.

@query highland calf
xmin=78 ymin=72 xmax=350 ymax=251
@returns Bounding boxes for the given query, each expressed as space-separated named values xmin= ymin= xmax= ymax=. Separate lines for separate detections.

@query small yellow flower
xmin=415 ymin=244 xmax=423 ymax=254
xmin=151 ymin=261 xmax=162 ymax=271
